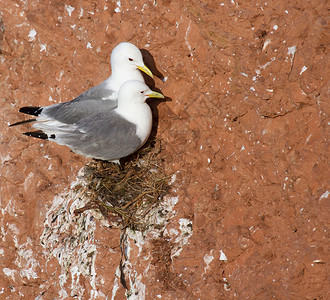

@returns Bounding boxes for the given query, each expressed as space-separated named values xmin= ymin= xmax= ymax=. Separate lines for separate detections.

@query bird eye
xmin=128 ymin=58 xmax=133 ymax=61
xmin=140 ymin=91 xmax=144 ymax=94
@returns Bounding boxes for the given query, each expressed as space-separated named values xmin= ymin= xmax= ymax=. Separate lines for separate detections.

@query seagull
xmin=76 ymin=42 xmax=154 ymax=103
xmin=15 ymin=42 xmax=153 ymax=121
xmin=11 ymin=80 xmax=165 ymax=162
xmin=77 ymin=42 xmax=153 ymax=102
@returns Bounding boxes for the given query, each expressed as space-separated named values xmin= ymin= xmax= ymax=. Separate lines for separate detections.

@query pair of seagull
xmin=11 ymin=42 xmax=165 ymax=163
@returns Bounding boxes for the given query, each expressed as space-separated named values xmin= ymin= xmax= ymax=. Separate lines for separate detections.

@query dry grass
xmin=74 ymin=140 xmax=170 ymax=231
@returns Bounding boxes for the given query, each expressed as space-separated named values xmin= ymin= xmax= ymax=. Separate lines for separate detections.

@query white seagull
xmin=11 ymin=80 xmax=164 ymax=162
xmin=77 ymin=42 xmax=153 ymax=104
xmin=11 ymin=42 xmax=153 ymax=126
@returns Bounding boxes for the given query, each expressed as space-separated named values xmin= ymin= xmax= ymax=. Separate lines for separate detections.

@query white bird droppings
xmin=300 ymin=66 xmax=307 ymax=75
xmin=65 ymin=5 xmax=75 ymax=17
xmin=28 ymin=29 xmax=36 ymax=41
xmin=114 ymin=1 xmax=121 ymax=13
xmin=40 ymin=44 xmax=47 ymax=52
xmin=319 ymin=191 xmax=329 ymax=200
xmin=220 ymin=250 xmax=228 ymax=261
xmin=287 ymin=45 xmax=297 ymax=63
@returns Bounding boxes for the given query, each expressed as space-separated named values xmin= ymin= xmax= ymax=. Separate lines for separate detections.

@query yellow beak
xmin=137 ymin=64 xmax=154 ymax=78
xmin=147 ymin=91 xmax=165 ymax=99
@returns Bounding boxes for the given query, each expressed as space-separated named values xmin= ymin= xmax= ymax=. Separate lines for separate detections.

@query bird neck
xmin=110 ymin=66 xmax=145 ymax=90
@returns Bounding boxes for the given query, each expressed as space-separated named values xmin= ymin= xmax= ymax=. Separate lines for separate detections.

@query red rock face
xmin=0 ymin=0 xmax=328 ymax=299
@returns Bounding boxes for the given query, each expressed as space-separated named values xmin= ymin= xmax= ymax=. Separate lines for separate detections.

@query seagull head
xmin=117 ymin=80 xmax=164 ymax=107
xmin=111 ymin=42 xmax=153 ymax=78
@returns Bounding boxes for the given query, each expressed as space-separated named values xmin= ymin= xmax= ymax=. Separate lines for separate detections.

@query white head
xmin=117 ymin=80 xmax=164 ymax=108
xmin=111 ymin=42 xmax=153 ymax=78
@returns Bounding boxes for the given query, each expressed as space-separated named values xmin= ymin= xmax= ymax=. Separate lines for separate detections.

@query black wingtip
xmin=23 ymin=131 xmax=53 ymax=140
xmin=19 ymin=106 xmax=43 ymax=116
xmin=9 ymin=118 xmax=37 ymax=127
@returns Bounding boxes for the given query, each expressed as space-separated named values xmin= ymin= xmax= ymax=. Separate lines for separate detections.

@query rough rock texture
xmin=0 ymin=0 xmax=329 ymax=299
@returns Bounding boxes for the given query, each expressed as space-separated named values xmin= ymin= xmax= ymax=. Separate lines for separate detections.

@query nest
xmin=74 ymin=140 xmax=170 ymax=231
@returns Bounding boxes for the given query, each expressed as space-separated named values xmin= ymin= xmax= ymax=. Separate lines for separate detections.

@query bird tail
xmin=9 ymin=118 xmax=37 ymax=127
xmin=23 ymin=130 xmax=54 ymax=140
xmin=19 ymin=106 xmax=43 ymax=116
xmin=10 ymin=106 xmax=44 ymax=127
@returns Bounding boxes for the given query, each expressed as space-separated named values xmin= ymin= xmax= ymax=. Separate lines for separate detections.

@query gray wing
xmin=72 ymin=78 xmax=116 ymax=102
xmin=51 ymin=111 xmax=142 ymax=161
xmin=41 ymin=78 xmax=118 ymax=124
xmin=42 ymin=98 xmax=118 ymax=124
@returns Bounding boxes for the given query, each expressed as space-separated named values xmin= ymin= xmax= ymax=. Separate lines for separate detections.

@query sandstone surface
xmin=0 ymin=0 xmax=328 ymax=299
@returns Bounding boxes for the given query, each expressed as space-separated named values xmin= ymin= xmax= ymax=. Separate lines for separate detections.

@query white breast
xmin=116 ymin=103 xmax=152 ymax=144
